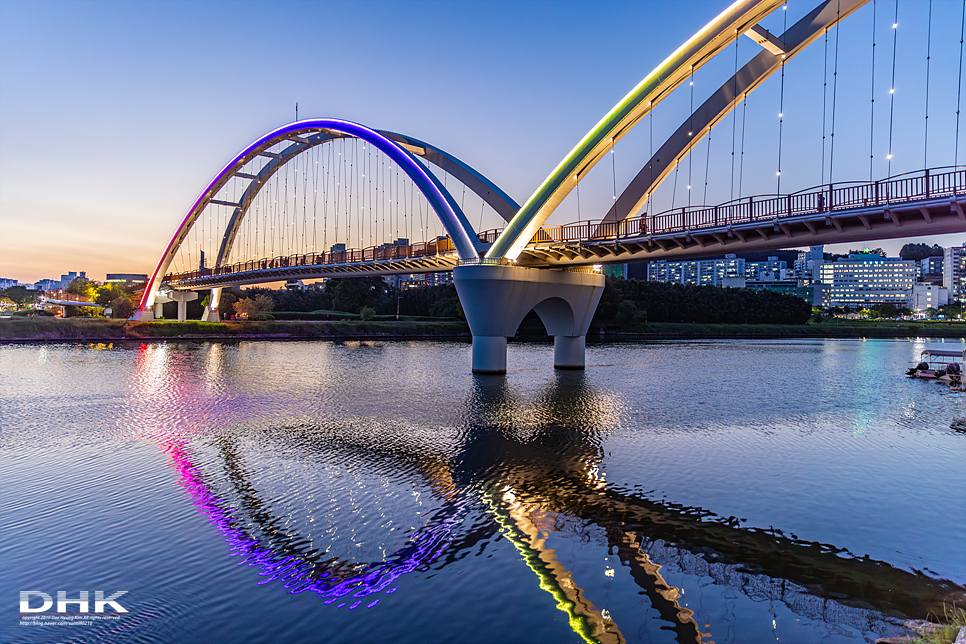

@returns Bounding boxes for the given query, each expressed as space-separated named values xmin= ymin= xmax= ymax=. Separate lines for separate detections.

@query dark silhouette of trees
xmin=594 ymin=278 xmax=811 ymax=327
xmin=899 ymin=243 xmax=944 ymax=261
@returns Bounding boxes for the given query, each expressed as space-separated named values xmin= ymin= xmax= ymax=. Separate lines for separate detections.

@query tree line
xmin=228 ymin=276 xmax=812 ymax=327
xmin=594 ymin=278 xmax=812 ymax=328
xmin=3 ymin=274 xmax=815 ymax=326
xmin=1 ymin=279 xmax=142 ymax=318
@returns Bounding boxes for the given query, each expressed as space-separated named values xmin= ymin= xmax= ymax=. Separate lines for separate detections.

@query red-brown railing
xmin=165 ymin=167 xmax=964 ymax=283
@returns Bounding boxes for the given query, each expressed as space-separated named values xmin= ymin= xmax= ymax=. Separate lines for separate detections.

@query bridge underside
xmin=518 ymin=196 xmax=966 ymax=268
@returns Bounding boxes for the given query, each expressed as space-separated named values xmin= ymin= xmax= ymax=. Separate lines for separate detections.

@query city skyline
xmin=2 ymin=0 xmax=964 ymax=285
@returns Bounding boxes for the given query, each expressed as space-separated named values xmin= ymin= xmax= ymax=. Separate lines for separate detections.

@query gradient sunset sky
xmin=1 ymin=0 xmax=963 ymax=284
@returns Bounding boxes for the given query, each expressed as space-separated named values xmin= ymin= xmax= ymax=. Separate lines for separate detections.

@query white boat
xmin=906 ymin=349 xmax=965 ymax=382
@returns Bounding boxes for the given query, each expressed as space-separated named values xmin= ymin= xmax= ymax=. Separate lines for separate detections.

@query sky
xmin=1 ymin=0 xmax=964 ymax=285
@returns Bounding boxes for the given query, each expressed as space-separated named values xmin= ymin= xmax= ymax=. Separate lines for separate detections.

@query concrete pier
xmin=454 ymin=264 xmax=604 ymax=374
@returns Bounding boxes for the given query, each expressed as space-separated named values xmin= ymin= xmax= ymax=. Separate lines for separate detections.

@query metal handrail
xmin=164 ymin=167 xmax=965 ymax=283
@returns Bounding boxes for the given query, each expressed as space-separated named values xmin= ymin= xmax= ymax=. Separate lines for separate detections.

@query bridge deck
xmin=164 ymin=168 xmax=966 ymax=290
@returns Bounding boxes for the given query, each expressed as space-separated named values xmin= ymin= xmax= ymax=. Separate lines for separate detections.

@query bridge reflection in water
xmin=152 ymin=364 xmax=961 ymax=644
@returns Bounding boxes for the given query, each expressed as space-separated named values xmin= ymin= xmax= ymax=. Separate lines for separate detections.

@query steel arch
xmin=486 ymin=0 xmax=879 ymax=260
xmin=140 ymin=119 xmax=511 ymax=312
xmin=601 ymin=0 xmax=868 ymax=225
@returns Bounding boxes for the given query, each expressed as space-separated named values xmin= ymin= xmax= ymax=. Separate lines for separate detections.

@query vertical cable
xmin=647 ymin=104 xmax=653 ymax=214
xmin=869 ymin=0 xmax=877 ymax=181
xmin=924 ymin=0 xmax=933 ymax=169
xmin=688 ymin=66 xmax=694 ymax=206
xmin=822 ymin=27 xmax=829 ymax=185
xmin=829 ymin=0 xmax=841 ymax=184
xmin=611 ymin=138 xmax=617 ymax=217
xmin=887 ymin=1 xmax=898 ymax=177
xmin=703 ymin=121 xmax=713 ymax=205
xmin=957 ymin=0 xmax=966 ymax=165
xmin=777 ymin=3 xmax=787 ymax=195
xmin=731 ymin=30 xmax=739 ymax=201
xmin=739 ymin=93 xmax=748 ymax=197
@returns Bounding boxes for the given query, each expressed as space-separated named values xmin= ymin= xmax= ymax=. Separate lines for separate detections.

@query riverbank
xmin=2 ymin=317 xmax=964 ymax=343
xmin=591 ymin=321 xmax=966 ymax=340
xmin=0 ymin=318 xmax=472 ymax=342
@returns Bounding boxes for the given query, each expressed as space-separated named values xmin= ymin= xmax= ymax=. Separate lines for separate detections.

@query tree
xmin=870 ymin=303 xmax=899 ymax=318
xmin=65 ymin=277 xmax=96 ymax=298
xmin=233 ymin=294 xmax=274 ymax=320
xmin=218 ymin=291 xmax=237 ymax=316
xmin=899 ymin=243 xmax=944 ymax=261
xmin=95 ymin=282 xmax=129 ymax=306
xmin=616 ymin=300 xmax=645 ymax=330
xmin=108 ymin=296 xmax=135 ymax=319
xmin=0 ymin=286 xmax=35 ymax=308
xmin=324 ymin=277 xmax=388 ymax=313
xmin=64 ymin=277 xmax=100 ymax=317
xmin=848 ymin=248 xmax=886 ymax=257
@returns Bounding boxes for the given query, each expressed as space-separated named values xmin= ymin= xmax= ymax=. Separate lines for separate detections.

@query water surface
xmin=2 ymin=338 xmax=963 ymax=643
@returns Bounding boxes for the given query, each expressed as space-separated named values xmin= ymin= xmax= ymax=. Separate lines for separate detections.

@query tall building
xmin=647 ymin=254 xmax=745 ymax=286
xmin=920 ymin=256 xmax=943 ymax=275
xmin=906 ymin=283 xmax=948 ymax=313
xmin=106 ymin=273 xmax=147 ymax=283
xmin=794 ymin=246 xmax=824 ymax=284
xmin=0 ymin=278 xmax=18 ymax=289
xmin=943 ymin=244 xmax=966 ymax=301
xmin=58 ymin=271 xmax=86 ymax=289
xmin=819 ymin=254 xmax=916 ymax=308
xmin=745 ymin=256 xmax=788 ymax=281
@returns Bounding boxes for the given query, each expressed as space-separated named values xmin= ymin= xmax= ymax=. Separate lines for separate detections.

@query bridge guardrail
xmin=164 ymin=167 xmax=965 ymax=284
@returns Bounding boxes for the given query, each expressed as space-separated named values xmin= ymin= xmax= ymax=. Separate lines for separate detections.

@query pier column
xmin=169 ymin=291 xmax=198 ymax=322
xmin=454 ymin=264 xmax=604 ymax=374
xmin=201 ymin=287 xmax=222 ymax=322
xmin=553 ymin=336 xmax=586 ymax=369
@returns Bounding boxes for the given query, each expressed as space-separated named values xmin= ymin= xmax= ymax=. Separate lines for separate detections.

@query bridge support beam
xmin=454 ymin=264 xmax=604 ymax=374
xmin=170 ymin=291 xmax=199 ymax=322
xmin=201 ymin=287 xmax=222 ymax=322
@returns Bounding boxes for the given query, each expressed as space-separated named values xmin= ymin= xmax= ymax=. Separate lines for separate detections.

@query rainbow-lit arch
xmin=487 ymin=0 xmax=868 ymax=260
xmin=139 ymin=119 xmax=516 ymax=312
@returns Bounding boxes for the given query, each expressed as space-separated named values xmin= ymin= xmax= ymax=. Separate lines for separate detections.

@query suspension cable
xmin=777 ymin=3 xmax=787 ymax=195
xmin=688 ymin=65 xmax=694 ymax=206
xmin=671 ymin=161 xmax=680 ymax=210
xmin=958 ymin=0 xmax=966 ymax=166
xmin=611 ymin=137 xmax=617 ymax=218
xmin=822 ymin=27 xmax=829 ymax=185
xmin=829 ymin=0 xmax=841 ymax=184
xmin=313 ymin=145 xmax=320 ymax=253
xmin=576 ymin=172 xmax=581 ymax=219
xmin=704 ymin=120 xmax=713 ymax=205
xmin=887 ymin=1 xmax=898 ymax=177
xmin=731 ymin=30 xmax=739 ymax=201
xmin=738 ymin=92 xmax=748 ymax=197
xmin=922 ymin=0 xmax=932 ymax=169
xmin=647 ymin=104 xmax=653 ymax=214
xmin=869 ymin=0 xmax=877 ymax=181
xmin=924 ymin=0 xmax=933 ymax=169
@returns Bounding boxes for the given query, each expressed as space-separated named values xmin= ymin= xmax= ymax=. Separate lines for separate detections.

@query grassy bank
xmin=0 ymin=317 xmax=471 ymax=342
xmin=591 ymin=320 xmax=966 ymax=340
xmin=2 ymin=317 xmax=963 ymax=343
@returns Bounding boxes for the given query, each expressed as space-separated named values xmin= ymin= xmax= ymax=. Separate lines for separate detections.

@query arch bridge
xmin=141 ymin=0 xmax=966 ymax=372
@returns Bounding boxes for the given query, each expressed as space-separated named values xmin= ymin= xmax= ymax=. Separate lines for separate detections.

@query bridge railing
xmin=164 ymin=167 xmax=964 ymax=284
xmin=533 ymin=166 xmax=964 ymax=244
xmin=165 ymin=235 xmax=466 ymax=284
xmin=42 ymin=291 xmax=95 ymax=304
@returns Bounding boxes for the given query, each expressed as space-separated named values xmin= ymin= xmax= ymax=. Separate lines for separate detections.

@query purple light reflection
xmin=160 ymin=439 xmax=465 ymax=609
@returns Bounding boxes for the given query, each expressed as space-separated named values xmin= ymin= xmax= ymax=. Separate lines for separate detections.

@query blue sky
xmin=1 ymin=0 xmax=963 ymax=284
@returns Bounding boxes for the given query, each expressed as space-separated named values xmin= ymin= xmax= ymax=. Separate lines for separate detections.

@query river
xmin=1 ymin=338 xmax=964 ymax=644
